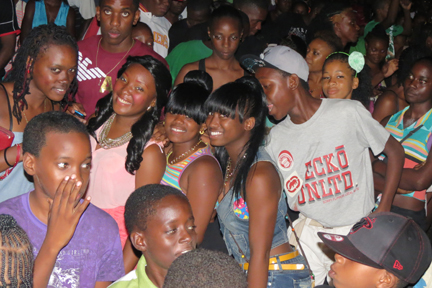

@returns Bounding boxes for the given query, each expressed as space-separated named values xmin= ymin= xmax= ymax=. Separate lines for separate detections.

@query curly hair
xmin=87 ymin=55 xmax=172 ymax=174
xmin=397 ymin=45 xmax=432 ymax=86
xmin=5 ymin=23 xmax=78 ymax=124
xmin=204 ymin=76 xmax=267 ymax=200
xmin=323 ymin=53 xmax=372 ymax=108
xmin=0 ymin=214 xmax=33 ymax=288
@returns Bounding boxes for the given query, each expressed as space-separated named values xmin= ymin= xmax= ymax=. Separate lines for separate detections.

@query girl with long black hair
xmin=205 ymin=76 xmax=311 ymax=288
xmin=86 ymin=55 xmax=171 ymax=266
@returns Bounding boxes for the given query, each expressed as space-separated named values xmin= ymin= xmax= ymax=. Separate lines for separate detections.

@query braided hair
xmin=0 ymin=214 xmax=33 ymax=288
xmin=5 ymin=23 xmax=78 ymax=124
xmin=87 ymin=55 xmax=172 ymax=174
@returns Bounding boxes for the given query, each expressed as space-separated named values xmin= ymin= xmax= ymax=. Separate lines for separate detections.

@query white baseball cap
xmin=240 ymin=45 xmax=309 ymax=82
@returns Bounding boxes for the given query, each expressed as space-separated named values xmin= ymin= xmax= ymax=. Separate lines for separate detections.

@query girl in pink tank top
xmin=86 ymin=56 xmax=171 ymax=271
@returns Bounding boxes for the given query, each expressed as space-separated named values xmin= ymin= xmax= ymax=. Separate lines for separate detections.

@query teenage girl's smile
xmin=165 ymin=112 xmax=202 ymax=144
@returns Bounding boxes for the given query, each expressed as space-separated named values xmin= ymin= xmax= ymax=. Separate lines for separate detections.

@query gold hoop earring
xmin=199 ymin=130 xmax=205 ymax=135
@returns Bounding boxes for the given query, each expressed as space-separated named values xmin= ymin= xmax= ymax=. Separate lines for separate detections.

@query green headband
xmin=326 ymin=51 xmax=365 ymax=77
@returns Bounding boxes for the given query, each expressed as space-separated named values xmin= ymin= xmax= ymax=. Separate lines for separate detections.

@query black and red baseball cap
xmin=318 ymin=212 xmax=432 ymax=284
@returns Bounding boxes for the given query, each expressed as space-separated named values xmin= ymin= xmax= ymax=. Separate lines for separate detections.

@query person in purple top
xmin=0 ymin=111 xmax=125 ymax=288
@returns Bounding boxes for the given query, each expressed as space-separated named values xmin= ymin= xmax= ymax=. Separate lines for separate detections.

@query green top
xmin=109 ymin=256 xmax=157 ymax=288
xmin=350 ymin=20 xmax=403 ymax=59
xmin=166 ymin=40 xmax=213 ymax=85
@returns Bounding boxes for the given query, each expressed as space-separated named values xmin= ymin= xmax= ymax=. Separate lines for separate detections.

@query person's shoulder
xmin=0 ymin=194 xmax=29 ymax=222
xmin=82 ymin=204 xmax=119 ymax=231
xmin=324 ymin=98 xmax=362 ymax=111
xmin=169 ymin=19 xmax=187 ymax=32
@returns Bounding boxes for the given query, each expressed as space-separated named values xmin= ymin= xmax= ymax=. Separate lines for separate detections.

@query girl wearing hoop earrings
xmin=161 ymin=70 xmax=225 ymax=252
xmin=0 ymin=24 xmax=78 ymax=203
xmin=86 ymin=55 xmax=171 ymax=270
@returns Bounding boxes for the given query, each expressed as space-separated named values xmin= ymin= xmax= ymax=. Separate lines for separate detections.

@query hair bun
xmin=183 ymin=70 xmax=213 ymax=94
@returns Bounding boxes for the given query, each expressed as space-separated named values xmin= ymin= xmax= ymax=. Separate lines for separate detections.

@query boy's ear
xmin=376 ymin=270 xmax=399 ymax=288
xmin=287 ymin=74 xmax=300 ymax=90
xmin=207 ymin=27 xmax=211 ymax=39
xmin=23 ymin=152 xmax=36 ymax=176
xmin=130 ymin=231 xmax=147 ymax=252
xmin=96 ymin=6 xmax=101 ymax=22
xmin=244 ymin=117 xmax=255 ymax=131
xmin=133 ymin=10 xmax=140 ymax=26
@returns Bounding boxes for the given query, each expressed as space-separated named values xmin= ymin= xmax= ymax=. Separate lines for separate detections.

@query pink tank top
xmin=87 ymin=127 xmax=164 ymax=247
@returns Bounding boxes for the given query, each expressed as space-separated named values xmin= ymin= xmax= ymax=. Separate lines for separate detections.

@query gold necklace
xmin=169 ymin=140 xmax=203 ymax=165
xmin=98 ymin=113 xmax=133 ymax=149
xmin=224 ymin=157 xmax=235 ymax=184
xmin=22 ymin=98 xmax=47 ymax=124
xmin=96 ymin=38 xmax=135 ymax=94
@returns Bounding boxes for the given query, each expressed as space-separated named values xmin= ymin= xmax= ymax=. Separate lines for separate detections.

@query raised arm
xmin=33 ymin=176 xmax=91 ymax=288
xmin=246 ymin=161 xmax=281 ymax=288
xmin=381 ymin=0 xmax=400 ymax=30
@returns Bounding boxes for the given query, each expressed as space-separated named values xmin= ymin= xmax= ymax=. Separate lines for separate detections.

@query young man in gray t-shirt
xmin=240 ymin=46 xmax=404 ymax=285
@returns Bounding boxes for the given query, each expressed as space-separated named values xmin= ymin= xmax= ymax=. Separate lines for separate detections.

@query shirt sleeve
xmin=353 ymin=101 xmax=390 ymax=156
xmin=96 ymin=233 xmax=125 ymax=282
xmin=0 ymin=0 xmax=20 ymax=37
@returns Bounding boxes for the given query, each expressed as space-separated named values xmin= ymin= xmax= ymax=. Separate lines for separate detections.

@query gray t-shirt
xmin=266 ymin=99 xmax=390 ymax=227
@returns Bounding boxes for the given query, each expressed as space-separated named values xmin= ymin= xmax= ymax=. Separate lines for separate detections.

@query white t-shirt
xmin=139 ymin=10 xmax=171 ymax=58
xmin=266 ymin=99 xmax=390 ymax=227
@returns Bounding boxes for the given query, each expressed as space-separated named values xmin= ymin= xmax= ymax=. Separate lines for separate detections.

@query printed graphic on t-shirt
xmin=77 ymin=51 xmax=106 ymax=82
xmin=293 ymin=145 xmax=358 ymax=207
xmin=154 ymin=31 xmax=168 ymax=49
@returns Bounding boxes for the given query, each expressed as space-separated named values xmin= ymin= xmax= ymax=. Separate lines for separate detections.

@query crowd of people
xmin=1 ymin=0 xmax=432 ymax=287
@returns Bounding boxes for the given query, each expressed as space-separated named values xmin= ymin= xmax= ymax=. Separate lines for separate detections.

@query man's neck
xmin=165 ymin=11 xmax=179 ymax=24
xmin=100 ymin=36 xmax=135 ymax=54
xmin=29 ymin=190 xmax=50 ymax=225
xmin=288 ymin=89 xmax=322 ymax=125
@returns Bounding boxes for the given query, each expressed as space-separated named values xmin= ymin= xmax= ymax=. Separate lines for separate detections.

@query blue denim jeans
xmin=266 ymin=253 xmax=312 ymax=288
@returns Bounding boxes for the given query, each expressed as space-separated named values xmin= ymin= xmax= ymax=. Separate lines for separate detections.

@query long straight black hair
xmin=87 ymin=55 xmax=172 ymax=174
xmin=204 ymin=76 xmax=267 ymax=200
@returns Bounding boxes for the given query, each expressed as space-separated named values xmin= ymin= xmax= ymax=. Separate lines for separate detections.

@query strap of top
xmin=198 ymin=58 xmax=206 ymax=72
xmin=0 ymin=83 xmax=12 ymax=131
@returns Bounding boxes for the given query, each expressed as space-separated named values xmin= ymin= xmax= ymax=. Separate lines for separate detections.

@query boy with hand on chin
xmin=241 ymin=46 xmax=404 ymax=285
xmin=110 ymin=184 xmax=197 ymax=288
xmin=0 ymin=111 xmax=124 ymax=288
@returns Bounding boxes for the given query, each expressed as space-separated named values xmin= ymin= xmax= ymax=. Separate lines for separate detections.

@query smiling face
xmin=141 ymin=195 xmax=197 ymax=271
xmin=29 ymin=44 xmax=77 ymax=102
xmin=365 ymin=38 xmax=389 ymax=65
xmin=332 ymin=8 xmax=360 ymax=45
xmin=165 ymin=112 xmax=202 ymax=145
xmin=322 ymin=60 xmax=358 ymax=99
xmin=404 ymin=61 xmax=432 ymax=105
xmin=208 ymin=17 xmax=242 ymax=60
xmin=25 ymin=131 xmax=92 ymax=200
xmin=96 ymin=0 xmax=140 ymax=50
xmin=255 ymin=67 xmax=292 ymax=120
xmin=112 ymin=63 xmax=157 ymax=119
xmin=206 ymin=111 xmax=251 ymax=150
xmin=329 ymin=254 xmax=383 ymax=288
xmin=306 ymin=39 xmax=334 ymax=73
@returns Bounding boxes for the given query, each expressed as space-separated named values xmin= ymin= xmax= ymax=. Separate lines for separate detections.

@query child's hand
xmin=400 ymin=0 xmax=412 ymax=10
xmin=45 ymin=175 xmax=91 ymax=252
xmin=152 ymin=122 xmax=170 ymax=147
xmin=382 ymin=59 xmax=399 ymax=78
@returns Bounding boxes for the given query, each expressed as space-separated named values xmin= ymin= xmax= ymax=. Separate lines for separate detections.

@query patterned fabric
xmin=161 ymin=145 xmax=216 ymax=191
xmin=233 ymin=196 xmax=249 ymax=219
xmin=385 ymin=107 xmax=432 ymax=201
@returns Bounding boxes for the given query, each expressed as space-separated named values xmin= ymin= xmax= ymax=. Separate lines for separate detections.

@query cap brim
xmin=318 ymin=232 xmax=382 ymax=269
xmin=240 ymin=54 xmax=280 ymax=74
